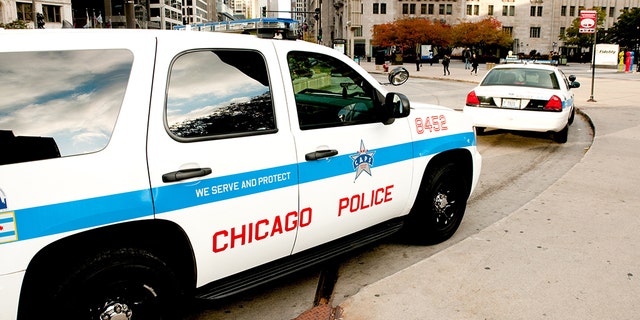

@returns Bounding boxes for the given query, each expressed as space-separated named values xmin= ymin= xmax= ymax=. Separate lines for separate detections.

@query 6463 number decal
xmin=415 ymin=115 xmax=448 ymax=134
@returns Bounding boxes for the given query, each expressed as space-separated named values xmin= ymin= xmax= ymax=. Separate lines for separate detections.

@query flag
xmin=84 ymin=9 xmax=92 ymax=28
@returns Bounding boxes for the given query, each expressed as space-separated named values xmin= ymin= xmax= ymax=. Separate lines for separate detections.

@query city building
xmin=2 ymin=0 xmax=637 ymax=58
xmin=2 ymin=0 xmax=73 ymax=28
xmin=320 ymin=0 xmax=640 ymax=60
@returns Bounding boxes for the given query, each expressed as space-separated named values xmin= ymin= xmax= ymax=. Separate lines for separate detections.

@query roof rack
xmin=173 ymin=18 xmax=300 ymax=40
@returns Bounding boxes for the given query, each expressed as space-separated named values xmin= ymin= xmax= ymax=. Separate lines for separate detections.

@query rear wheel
xmin=553 ymin=124 xmax=569 ymax=143
xmin=402 ymin=163 xmax=469 ymax=245
xmin=24 ymin=248 xmax=183 ymax=320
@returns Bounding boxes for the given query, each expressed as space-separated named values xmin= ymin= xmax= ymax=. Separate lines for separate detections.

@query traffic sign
xmin=579 ymin=10 xmax=597 ymax=33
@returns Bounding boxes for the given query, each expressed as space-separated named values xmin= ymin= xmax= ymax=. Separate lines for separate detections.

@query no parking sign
xmin=579 ymin=10 xmax=597 ymax=33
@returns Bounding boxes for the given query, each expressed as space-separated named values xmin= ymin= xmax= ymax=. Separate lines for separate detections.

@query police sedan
xmin=463 ymin=63 xmax=580 ymax=143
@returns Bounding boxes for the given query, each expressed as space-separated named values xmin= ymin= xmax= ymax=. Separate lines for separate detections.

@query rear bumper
xmin=463 ymin=106 xmax=570 ymax=133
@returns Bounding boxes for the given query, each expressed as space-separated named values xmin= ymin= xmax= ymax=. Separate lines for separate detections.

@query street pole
xmin=588 ymin=27 xmax=597 ymax=102
xmin=31 ymin=0 xmax=37 ymax=28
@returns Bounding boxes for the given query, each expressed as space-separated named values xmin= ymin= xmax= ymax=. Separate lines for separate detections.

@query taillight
xmin=466 ymin=91 xmax=480 ymax=106
xmin=544 ymin=95 xmax=563 ymax=111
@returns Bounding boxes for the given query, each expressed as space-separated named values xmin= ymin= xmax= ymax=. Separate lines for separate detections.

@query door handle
xmin=305 ymin=149 xmax=338 ymax=161
xmin=162 ymin=167 xmax=212 ymax=182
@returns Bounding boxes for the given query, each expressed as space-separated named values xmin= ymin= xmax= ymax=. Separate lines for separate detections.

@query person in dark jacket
xmin=442 ymin=54 xmax=450 ymax=76
xmin=470 ymin=53 xmax=479 ymax=75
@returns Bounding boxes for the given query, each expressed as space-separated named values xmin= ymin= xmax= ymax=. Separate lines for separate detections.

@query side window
xmin=288 ymin=51 xmax=381 ymax=130
xmin=166 ymin=50 xmax=275 ymax=139
xmin=0 ymin=50 xmax=132 ymax=166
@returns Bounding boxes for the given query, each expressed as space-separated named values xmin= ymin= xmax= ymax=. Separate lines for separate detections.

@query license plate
xmin=501 ymin=98 xmax=520 ymax=109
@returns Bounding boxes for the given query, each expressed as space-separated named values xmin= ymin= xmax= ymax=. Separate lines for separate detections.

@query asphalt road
xmin=184 ymin=75 xmax=594 ymax=320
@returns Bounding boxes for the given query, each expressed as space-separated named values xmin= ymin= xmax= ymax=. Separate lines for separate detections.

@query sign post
xmin=580 ymin=10 xmax=597 ymax=102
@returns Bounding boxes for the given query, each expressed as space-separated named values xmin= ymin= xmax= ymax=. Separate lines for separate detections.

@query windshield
xmin=481 ymin=68 xmax=560 ymax=89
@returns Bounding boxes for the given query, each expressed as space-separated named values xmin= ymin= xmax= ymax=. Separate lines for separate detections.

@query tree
xmin=0 ymin=20 xmax=30 ymax=29
xmin=450 ymin=17 xmax=512 ymax=49
xmin=608 ymin=8 xmax=640 ymax=51
xmin=561 ymin=8 xmax=607 ymax=48
xmin=371 ymin=18 xmax=451 ymax=50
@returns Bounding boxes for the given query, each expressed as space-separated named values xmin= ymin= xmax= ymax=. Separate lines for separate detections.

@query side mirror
xmin=570 ymin=81 xmax=580 ymax=88
xmin=568 ymin=75 xmax=576 ymax=82
xmin=388 ymin=67 xmax=409 ymax=86
xmin=383 ymin=92 xmax=410 ymax=124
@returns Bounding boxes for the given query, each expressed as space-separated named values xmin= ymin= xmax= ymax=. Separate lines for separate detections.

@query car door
xmin=557 ymin=69 xmax=576 ymax=108
xmin=147 ymin=37 xmax=298 ymax=285
xmin=276 ymin=45 xmax=414 ymax=253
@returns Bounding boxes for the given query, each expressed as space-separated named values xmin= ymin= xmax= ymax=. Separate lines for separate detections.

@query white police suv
xmin=0 ymin=27 xmax=481 ymax=319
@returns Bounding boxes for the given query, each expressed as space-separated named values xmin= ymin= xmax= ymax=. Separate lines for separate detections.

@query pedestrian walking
xmin=415 ymin=55 xmax=421 ymax=72
xmin=463 ymin=48 xmax=472 ymax=70
xmin=442 ymin=54 xmax=451 ymax=76
xmin=470 ymin=54 xmax=479 ymax=75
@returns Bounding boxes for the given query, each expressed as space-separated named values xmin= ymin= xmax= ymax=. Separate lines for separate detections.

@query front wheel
xmin=402 ymin=163 xmax=469 ymax=245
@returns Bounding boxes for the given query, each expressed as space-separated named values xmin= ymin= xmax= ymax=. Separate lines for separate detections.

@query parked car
xmin=463 ymin=63 xmax=580 ymax=143
xmin=0 ymin=27 xmax=481 ymax=319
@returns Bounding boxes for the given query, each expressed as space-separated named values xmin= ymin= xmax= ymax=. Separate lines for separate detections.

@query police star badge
xmin=350 ymin=140 xmax=375 ymax=182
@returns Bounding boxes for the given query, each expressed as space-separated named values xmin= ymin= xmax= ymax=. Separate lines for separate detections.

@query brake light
xmin=466 ymin=91 xmax=480 ymax=106
xmin=544 ymin=95 xmax=563 ymax=111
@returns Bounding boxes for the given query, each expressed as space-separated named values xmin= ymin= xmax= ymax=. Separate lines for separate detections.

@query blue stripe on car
xmin=7 ymin=132 xmax=475 ymax=243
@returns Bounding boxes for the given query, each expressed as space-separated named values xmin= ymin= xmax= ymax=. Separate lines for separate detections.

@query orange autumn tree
xmin=372 ymin=18 xmax=451 ymax=51
xmin=450 ymin=17 xmax=512 ymax=50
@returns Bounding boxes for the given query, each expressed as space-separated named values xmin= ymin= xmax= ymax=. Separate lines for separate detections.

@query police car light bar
xmin=174 ymin=18 xmax=300 ymax=40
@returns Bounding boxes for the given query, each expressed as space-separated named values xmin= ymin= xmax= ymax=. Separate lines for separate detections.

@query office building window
xmin=446 ymin=4 xmax=452 ymax=15
xmin=609 ymin=7 xmax=615 ymax=17
xmin=421 ymin=4 xmax=427 ymax=14
xmin=373 ymin=3 xmax=379 ymax=14
xmin=402 ymin=3 xmax=408 ymax=14
xmin=380 ymin=3 xmax=386 ymax=14
xmin=561 ymin=6 xmax=566 ymax=16
xmin=354 ymin=26 xmax=362 ymax=37
xmin=530 ymin=6 xmax=542 ymax=16
xmin=439 ymin=4 xmax=445 ymax=14
xmin=488 ymin=5 xmax=494 ymax=15
xmin=569 ymin=6 xmax=575 ymax=16
xmin=530 ymin=27 xmax=541 ymax=38
xmin=428 ymin=4 xmax=434 ymax=14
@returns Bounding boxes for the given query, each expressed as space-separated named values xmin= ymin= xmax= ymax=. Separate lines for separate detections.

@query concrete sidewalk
xmin=337 ymin=60 xmax=640 ymax=319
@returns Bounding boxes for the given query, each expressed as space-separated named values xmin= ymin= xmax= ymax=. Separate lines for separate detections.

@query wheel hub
xmin=99 ymin=302 xmax=132 ymax=320
xmin=434 ymin=192 xmax=449 ymax=211
xmin=434 ymin=192 xmax=453 ymax=225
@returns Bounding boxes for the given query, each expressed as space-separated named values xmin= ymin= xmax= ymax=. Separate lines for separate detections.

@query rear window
xmin=0 ymin=50 xmax=133 ymax=165
xmin=166 ymin=49 xmax=275 ymax=140
xmin=481 ymin=68 xmax=560 ymax=89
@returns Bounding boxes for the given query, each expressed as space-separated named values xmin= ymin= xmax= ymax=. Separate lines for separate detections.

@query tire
xmin=26 ymin=248 xmax=183 ymax=320
xmin=553 ymin=124 xmax=569 ymax=143
xmin=403 ymin=163 xmax=469 ymax=245
xmin=568 ymin=107 xmax=576 ymax=125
